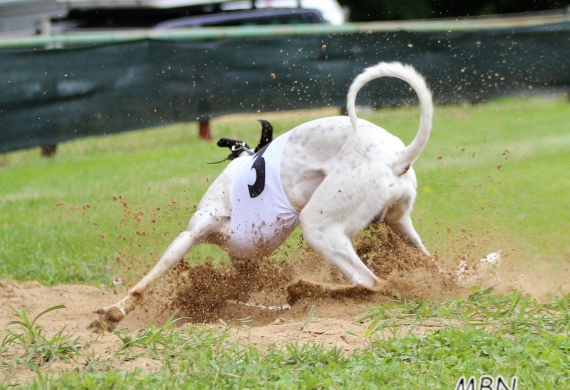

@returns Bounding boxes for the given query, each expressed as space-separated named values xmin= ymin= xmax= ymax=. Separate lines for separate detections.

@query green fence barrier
xmin=1 ymin=13 xmax=569 ymax=153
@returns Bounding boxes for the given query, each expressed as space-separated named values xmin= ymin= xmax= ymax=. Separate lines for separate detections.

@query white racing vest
xmin=225 ymin=132 xmax=299 ymax=258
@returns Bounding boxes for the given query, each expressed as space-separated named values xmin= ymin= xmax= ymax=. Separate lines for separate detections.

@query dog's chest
xmin=223 ymin=133 xmax=299 ymax=259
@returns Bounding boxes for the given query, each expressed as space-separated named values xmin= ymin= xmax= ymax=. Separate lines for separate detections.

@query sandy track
xmin=2 ymin=223 xmax=567 ymax=384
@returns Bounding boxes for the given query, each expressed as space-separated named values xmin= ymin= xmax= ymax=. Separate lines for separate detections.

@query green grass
xmin=0 ymin=109 xmax=338 ymax=285
xmin=412 ymin=98 xmax=570 ymax=264
xmin=1 ymin=96 xmax=570 ymax=387
xmin=1 ymin=97 xmax=568 ymax=285
xmin=2 ymin=289 xmax=569 ymax=388
xmin=2 ymin=305 xmax=80 ymax=367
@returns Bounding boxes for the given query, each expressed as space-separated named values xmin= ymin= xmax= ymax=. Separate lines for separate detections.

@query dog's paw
xmin=89 ymin=306 xmax=124 ymax=332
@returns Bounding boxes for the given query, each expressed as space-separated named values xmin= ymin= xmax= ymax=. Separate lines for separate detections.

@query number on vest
xmin=248 ymin=144 xmax=269 ymax=198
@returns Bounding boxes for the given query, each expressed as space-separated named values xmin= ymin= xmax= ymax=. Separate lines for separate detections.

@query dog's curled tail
xmin=346 ymin=62 xmax=433 ymax=176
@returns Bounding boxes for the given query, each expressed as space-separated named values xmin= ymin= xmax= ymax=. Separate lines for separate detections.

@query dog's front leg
xmin=91 ymin=231 xmax=194 ymax=331
xmin=92 ymin=213 xmax=224 ymax=331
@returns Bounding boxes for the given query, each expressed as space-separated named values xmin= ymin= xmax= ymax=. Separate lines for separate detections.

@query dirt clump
xmin=162 ymin=258 xmax=295 ymax=324
xmin=355 ymin=223 xmax=440 ymax=277
xmin=154 ymin=223 xmax=461 ymax=327
xmin=286 ymin=281 xmax=376 ymax=305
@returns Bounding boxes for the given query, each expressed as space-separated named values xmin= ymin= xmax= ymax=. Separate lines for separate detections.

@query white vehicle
xmin=0 ymin=0 xmax=344 ymax=36
xmin=58 ymin=0 xmax=344 ymax=25
xmin=0 ymin=0 xmax=66 ymax=35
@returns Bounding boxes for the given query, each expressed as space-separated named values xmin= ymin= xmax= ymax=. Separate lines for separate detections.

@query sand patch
xmin=2 ymin=223 xmax=568 ymax=385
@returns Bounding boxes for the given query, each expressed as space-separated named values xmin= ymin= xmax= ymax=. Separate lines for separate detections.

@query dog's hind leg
xmin=384 ymin=201 xmax=429 ymax=255
xmin=92 ymin=212 xmax=226 ymax=331
xmin=301 ymin=224 xmax=380 ymax=287
xmin=386 ymin=217 xmax=428 ymax=255
xmin=297 ymin=162 xmax=385 ymax=287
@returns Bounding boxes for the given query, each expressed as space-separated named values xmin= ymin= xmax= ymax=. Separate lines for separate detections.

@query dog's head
xmin=208 ymin=120 xmax=274 ymax=164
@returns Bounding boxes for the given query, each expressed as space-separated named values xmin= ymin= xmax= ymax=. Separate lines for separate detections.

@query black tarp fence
xmin=1 ymin=15 xmax=569 ymax=153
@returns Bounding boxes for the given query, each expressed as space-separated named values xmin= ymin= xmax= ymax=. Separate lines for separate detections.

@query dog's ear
xmin=255 ymin=120 xmax=273 ymax=153
xmin=217 ymin=138 xmax=249 ymax=149
xmin=216 ymin=138 xmax=252 ymax=152
xmin=208 ymin=138 xmax=252 ymax=164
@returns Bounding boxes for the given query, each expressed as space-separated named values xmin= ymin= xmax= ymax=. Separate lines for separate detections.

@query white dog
xmin=94 ymin=62 xmax=433 ymax=330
